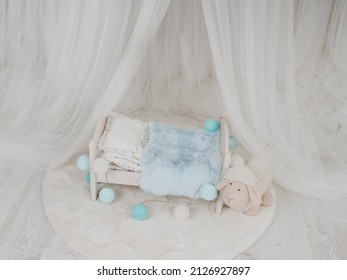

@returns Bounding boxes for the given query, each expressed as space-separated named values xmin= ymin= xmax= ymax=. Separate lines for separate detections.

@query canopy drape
xmin=0 ymin=0 xmax=170 ymax=168
xmin=1 ymin=0 xmax=346 ymax=202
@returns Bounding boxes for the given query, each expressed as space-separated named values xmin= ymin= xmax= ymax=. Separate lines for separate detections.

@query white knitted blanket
xmin=98 ymin=112 xmax=148 ymax=171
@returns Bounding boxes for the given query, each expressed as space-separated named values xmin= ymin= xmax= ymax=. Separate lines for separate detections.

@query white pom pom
xmin=230 ymin=155 xmax=244 ymax=166
xmin=92 ymin=157 xmax=109 ymax=174
xmin=173 ymin=205 xmax=190 ymax=221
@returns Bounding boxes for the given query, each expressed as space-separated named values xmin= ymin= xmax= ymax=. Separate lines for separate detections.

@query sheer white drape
xmin=294 ymin=0 xmax=333 ymax=68
xmin=202 ymin=0 xmax=347 ymax=201
xmin=118 ymin=0 xmax=224 ymax=120
xmin=0 ymin=0 xmax=170 ymax=169
xmin=327 ymin=0 xmax=347 ymax=71
xmin=0 ymin=0 xmax=346 ymax=202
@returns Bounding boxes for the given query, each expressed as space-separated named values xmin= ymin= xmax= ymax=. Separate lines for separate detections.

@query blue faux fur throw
xmin=140 ymin=122 xmax=222 ymax=199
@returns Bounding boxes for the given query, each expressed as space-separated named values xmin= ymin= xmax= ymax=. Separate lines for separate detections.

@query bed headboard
xmin=219 ymin=115 xmax=231 ymax=174
xmin=93 ymin=116 xmax=108 ymax=140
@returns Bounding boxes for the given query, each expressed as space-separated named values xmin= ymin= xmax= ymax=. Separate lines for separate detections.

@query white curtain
xmin=118 ymin=0 xmax=224 ymax=120
xmin=202 ymin=0 xmax=347 ymax=201
xmin=0 ymin=0 xmax=346 ymax=203
xmin=0 ymin=0 xmax=170 ymax=169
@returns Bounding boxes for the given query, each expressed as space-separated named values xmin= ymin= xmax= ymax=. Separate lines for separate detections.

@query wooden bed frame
xmin=88 ymin=115 xmax=231 ymax=202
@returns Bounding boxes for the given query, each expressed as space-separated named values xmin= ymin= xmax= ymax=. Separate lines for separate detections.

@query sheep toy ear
xmin=217 ymin=179 xmax=230 ymax=191
xmin=247 ymin=186 xmax=262 ymax=207
xmin=230 ymin=155 xmax=244 ymax=167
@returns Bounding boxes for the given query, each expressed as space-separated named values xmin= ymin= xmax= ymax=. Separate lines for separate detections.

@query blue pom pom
xmin=77 ymin=155 xmax=90 ymax=171
xmin=99 ymin=187 xmax=116 ymax=203
xmin=229 ymin=136 xmax=240 ymax=149
xmin=86 ymin=171 xmax=90 ymax=185
xmin=131 ymin=204 xmax=149 ymax=221
xmin=204 ymin=119 xmax=220 ymax=132
xmin=199 ymin=183 xmax=218 ymax=201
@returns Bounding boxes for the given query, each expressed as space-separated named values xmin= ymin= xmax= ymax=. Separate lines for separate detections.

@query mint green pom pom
xmin=86 ymin=172 xmax=90 ymax=185
xmin=131 ymin=204 xmax=148 ymax=221
xmin=204 ymin=119 xmax=220 ymax=132
xmin=229 ymin=136 xmax=240 ymax=149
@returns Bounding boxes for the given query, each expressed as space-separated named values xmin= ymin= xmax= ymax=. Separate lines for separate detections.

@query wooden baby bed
xmin=88 ymin=115 xmax=231 ymax=201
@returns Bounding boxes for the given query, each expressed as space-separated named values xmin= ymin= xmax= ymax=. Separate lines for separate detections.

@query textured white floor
xmin=41 ymin=160 xmax=275 ymax=260
xmin=0 ymin=162 xmax=346 ymax=260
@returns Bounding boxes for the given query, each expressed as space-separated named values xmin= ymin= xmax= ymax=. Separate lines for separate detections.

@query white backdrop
xmin=1 ymin=0 xmax=346 ymax=203
xmin=0 ymin=0 xmax=170 ymax=168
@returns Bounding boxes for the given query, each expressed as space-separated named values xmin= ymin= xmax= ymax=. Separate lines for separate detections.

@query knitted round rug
xmin=42 ymin=159 xmax=275 ymax=259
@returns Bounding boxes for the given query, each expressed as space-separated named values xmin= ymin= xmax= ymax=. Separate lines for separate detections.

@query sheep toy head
xmin=216 ymin=155 xmax=273 ymax=216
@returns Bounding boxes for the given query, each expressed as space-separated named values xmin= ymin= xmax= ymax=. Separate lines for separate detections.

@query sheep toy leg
xmin=261 ymin=191 xmax=273 ymax=207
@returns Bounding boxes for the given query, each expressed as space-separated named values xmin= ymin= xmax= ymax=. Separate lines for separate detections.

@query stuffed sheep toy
xmin=216 ymin=155 xmax=273 ymax=215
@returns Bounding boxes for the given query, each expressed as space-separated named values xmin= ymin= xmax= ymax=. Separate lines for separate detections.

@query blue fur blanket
xmin=140 ymin=122 xmax=222 ymax=199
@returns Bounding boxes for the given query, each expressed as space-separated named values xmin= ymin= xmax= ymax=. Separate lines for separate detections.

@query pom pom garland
xmin=86 ymin=171 xmax=91 ymax=185
xmin=173 ymin=204 xmax=190 ymax=221
xmin=199 ymin=183 xmax=218 ymax=201
xmin=204 ymin=119 xmax=220 ymax=132
xmin=99 ymin=187 xmax=116 ymax=203
xmin=76 ymin=155 xmax=90 ymax=171
xmin=229 ymin=136 xmax=240 ymax=149
xmin=131 ymin=204 xmax=149 ymax=221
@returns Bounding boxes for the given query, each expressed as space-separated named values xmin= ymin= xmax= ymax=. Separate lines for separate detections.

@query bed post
xmin=89 ymin=139 xmax=98 ymax=201
xmin=89 ymin=116 xmax=108 ymax=201
xmin=220 ymin=114 xmax=231 ymax=173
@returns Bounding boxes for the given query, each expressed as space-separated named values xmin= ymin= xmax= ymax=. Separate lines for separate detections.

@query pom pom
xmin=204 ymin=119 xmax=220 ymax=132
xmin=199 ymin=183 xmax=218 ymax=201
xmin=173 ymin=205 xmax=190 ymax=221
xmin=76 ymin=155 xmax=90 ymax=171
xmin=131 ymin=204 xmax=149 ymax=221
xmin=92 ymin=157 xmax=109 ymax=174
xmin=229 ymin=136 xmax=240 ymax=149
xmin=86 ymin=171 xmax=90 ymax=185
xmin=98 ymin=187 xmax=116 ymax=203
xmin=230 ymin=155 xmax=244 ymax=166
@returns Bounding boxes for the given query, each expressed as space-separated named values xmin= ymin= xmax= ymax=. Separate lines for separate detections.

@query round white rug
xmin=42 ymin=159 xmax=275 ymax=259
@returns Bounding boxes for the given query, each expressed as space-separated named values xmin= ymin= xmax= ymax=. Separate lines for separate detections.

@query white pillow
xmin=100 ymin=112 xmax=147 ymax=153
xmin=98 ymin=112 xmax=147 ymax=171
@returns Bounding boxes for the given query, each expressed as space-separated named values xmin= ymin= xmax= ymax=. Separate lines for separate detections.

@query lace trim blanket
xmin=98 ymin=112 xmax=148 ymax=172
xmin=140 ymin=122 xmax=222 ymax=199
